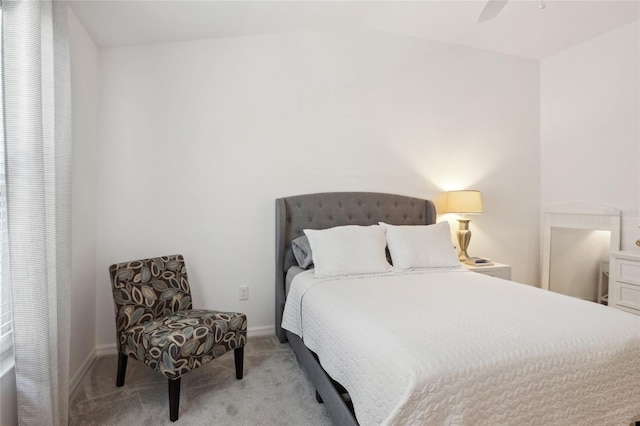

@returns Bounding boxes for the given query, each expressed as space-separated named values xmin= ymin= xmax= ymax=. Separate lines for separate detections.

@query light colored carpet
xmin=69 ymin=336 xmax=333 ymax=425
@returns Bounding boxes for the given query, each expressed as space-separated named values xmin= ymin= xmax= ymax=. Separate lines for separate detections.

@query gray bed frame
xmin=275 ymin=192 xmax=437 ymax=425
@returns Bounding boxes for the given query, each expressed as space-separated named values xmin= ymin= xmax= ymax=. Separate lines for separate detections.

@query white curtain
xmin=2 ymin=1 xmax=72 ymax=425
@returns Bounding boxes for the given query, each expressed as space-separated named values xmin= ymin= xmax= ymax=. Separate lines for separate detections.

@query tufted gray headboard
xmin=275 ymin=192 xmax=437 ymax=342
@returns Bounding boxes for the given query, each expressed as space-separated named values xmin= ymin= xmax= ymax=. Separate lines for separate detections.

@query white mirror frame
xmin=541 ymin=203 xmax=621 ymax=290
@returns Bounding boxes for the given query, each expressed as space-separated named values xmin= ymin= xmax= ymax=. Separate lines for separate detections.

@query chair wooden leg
xmin=116 ymin=352 xmax=128 ymax=387
xmin=168 ymin=378 xmax=181 ymax=422
xmin=234 ymin=347 xmax=244 ymax=380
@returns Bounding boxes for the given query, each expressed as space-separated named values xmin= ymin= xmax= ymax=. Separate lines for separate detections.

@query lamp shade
xmin=445 ymin=190 xmax=483 ymax=214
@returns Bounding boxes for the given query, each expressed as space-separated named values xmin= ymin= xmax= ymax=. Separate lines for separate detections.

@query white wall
xmin=68 ymin=8 xmax=99 ymax=384
xmin=94 ymin=29 xmax=540 ymax=347
xmin=541 ymin=21 xmax=640 ymax=250
xmin=0 ymin=357 xmax=17 ymax=426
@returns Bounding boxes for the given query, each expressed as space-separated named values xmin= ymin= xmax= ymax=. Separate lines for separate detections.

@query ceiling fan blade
xmin=477 ymin=0 xmax=509 ymax=23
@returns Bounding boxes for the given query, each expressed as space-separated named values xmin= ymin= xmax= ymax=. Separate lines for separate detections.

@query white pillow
xmin=304 ymin=225 xmax=392 ymax=277
xmin=379 ymin=221 xmax=460 ymax=270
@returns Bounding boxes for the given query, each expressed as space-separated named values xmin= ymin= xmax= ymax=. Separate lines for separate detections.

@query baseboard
xmin=248 ymin=325 xmax=275 ymax=337
xmin=69 ymin=347 xmax=96 ymax=394
xmin=93 ymin=325 xmax=276 ymax=359
xmin=96 ymin=343 xmax=117 ymax=357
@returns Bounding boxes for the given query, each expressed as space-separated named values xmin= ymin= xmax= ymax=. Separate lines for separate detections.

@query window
xmin=0 ymin=6 xmax=11 ymax=363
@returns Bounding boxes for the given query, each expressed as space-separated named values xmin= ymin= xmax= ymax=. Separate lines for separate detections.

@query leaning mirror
xmin=542 ymin=203 xmax=621 ymax=303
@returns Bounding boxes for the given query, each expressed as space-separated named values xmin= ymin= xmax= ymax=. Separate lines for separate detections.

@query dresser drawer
xmin=615 ymin=259 xmax=640 ymax=285
xmin=616 ymin=282 xmax=640 ymax=312
xmin=611 ymin=251 xmax=640 ymax=316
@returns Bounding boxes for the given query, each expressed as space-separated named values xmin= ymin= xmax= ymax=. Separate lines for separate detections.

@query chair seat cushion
xmin=121 ymin=309 xmax=247 ymax=379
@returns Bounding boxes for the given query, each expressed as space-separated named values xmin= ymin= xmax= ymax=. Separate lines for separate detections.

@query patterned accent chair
xmin=109 ymin=254 xmax=247 ymax=422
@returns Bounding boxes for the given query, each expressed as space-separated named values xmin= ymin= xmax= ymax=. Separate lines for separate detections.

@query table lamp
xmin=445 ymin=190 xmax=483 ymax=261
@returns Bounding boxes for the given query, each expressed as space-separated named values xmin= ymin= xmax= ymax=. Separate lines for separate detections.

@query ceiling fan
xmin=477 ymin=0 xmax=546 ymax=23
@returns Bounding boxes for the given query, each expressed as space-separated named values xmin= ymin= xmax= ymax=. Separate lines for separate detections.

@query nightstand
xmin=464 ymin=262 xmax=511 ymax=280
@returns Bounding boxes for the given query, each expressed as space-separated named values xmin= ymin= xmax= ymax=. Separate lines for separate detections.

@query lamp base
xmin=456 ymin=219 xmax=472 ymax=261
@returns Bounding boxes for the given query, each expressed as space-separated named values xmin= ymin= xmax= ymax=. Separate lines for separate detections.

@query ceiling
xmin=69 ymin=0 xmax=640 ymax=59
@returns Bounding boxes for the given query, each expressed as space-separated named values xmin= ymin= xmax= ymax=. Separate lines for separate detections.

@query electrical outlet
xmin=239 ymin=285 xmax=249 ymax=301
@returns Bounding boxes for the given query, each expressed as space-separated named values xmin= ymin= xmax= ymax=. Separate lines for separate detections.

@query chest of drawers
xmin=610 ymin=251 xmax=640 ymax=315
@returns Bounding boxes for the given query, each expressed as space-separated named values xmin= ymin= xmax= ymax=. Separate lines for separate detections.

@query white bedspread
xmin=281 ymin=269 xmax=640 ymax=426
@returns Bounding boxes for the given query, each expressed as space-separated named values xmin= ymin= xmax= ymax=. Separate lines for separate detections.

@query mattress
xmin=281 ymin=268 xmax=640 ymax=426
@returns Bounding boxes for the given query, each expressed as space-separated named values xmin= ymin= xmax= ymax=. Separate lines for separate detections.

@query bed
xmin=275 ymin=192 xmax=640 ymax=426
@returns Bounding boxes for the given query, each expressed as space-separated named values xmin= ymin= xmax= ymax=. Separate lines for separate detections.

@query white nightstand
xmin=464 ymin=262 xmax=512 ymax=280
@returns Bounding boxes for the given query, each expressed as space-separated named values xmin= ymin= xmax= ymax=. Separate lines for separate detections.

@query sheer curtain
xmin=2 ymin=1 xmax=72 ymax=425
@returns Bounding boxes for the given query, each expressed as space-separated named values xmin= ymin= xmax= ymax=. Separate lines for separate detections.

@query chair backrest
xmin=109 ymin=254 xmax=193 ymax=351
